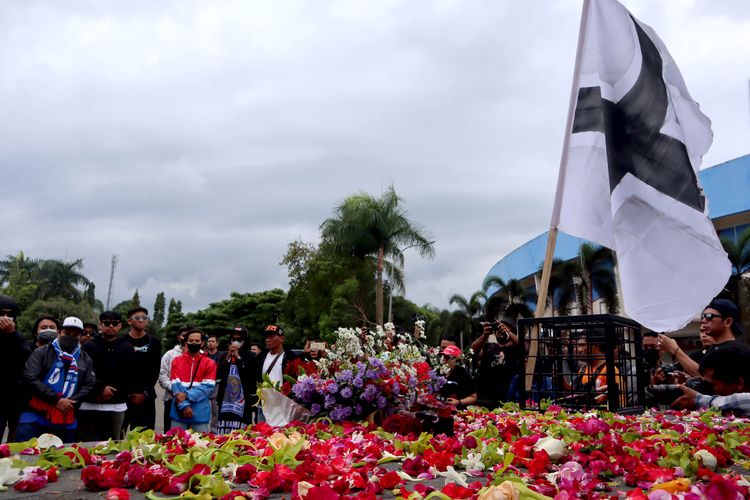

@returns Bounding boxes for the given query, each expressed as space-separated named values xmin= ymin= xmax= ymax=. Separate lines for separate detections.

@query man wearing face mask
xmin=78 ymin=311 xmax=135 ymax=441
xmin=0 ymin=295 xmax=33 ymax=443
xmin=158 ymin=324 xmax=192 ymax=432
xmin=16 ymin=317 xmax=96 ymax=443
xmin=169 ymin=329 xmax=216 ymax=432
xmin=32 ymin=316 xmax=60 ymax=348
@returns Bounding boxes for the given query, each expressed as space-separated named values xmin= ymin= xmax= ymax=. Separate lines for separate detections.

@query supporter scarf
xmin=220 ymin=363 xmax=245 ymax=418
xmin=28 ymin=339 xmax=80 ymax=425
xmin=46 ymin=338 xmax=80 ymax=399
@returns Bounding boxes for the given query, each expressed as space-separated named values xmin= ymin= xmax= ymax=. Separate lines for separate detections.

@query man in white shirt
xmin=255 ymin=325 xmax=297 ymax=422
xmin=158 ymin=326 xmax=190 ymax=431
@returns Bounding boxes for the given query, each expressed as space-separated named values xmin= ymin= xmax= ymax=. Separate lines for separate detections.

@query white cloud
xmin=1 ymin=0 xmax=748 ymax=314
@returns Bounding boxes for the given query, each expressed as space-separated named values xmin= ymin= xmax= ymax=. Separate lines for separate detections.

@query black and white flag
xmin=554 ymin=0 xmax=730 ymax=331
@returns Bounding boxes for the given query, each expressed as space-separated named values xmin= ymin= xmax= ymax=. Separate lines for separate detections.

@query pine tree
xmin=131 ymin=289 xmax=141 ymax=307
xmin=152 ymin=292 xmax=166 ymax=328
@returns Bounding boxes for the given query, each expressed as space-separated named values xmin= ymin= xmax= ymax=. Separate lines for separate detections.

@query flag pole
xmin=525 ymin=0 xmax=591 ymax=392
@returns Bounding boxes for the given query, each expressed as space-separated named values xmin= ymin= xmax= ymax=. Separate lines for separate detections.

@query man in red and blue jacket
xmin=169 ymin=328 xmax=216 ymax=432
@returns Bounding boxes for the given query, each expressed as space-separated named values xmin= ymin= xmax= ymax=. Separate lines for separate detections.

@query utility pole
xmin=106 ymin=254 xmax=118 ymax=310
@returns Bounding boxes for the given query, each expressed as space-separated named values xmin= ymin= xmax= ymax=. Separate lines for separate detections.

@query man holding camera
xmin=671 ymin=348 xmax=750 ymax=416
xmin=471 ymin=319 xmax=518 ymax=409
xmin=658 ymin=299 xmax=749 ymax=377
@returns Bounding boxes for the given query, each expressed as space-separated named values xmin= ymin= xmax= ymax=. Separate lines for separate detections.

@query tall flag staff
xmin=525 ymin=0 xmax=731 ymax=391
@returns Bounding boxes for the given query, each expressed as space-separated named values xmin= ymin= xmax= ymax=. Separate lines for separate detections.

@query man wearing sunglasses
xmin=121 ymin=306 xmax=161 ymax=435
xmin=78 ymin=311 xmax=135 ymax=441
xmin=658 ymin=298 xmax=750 ymax=377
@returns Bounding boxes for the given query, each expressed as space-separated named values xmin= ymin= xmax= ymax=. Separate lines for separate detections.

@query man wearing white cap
xmin=16 ymin=317 xmax=96 ymax=442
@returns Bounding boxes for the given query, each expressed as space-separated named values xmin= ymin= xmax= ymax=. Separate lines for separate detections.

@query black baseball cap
xmin=706 ymin=299 xmax=743 ymax=336
xmin=263 ymin=324 xmax=285 ymax=336
xmin=231 ymin=326 xmax=248 ymax=340
xmin=99 ymin=311 xmax=123 ymax=323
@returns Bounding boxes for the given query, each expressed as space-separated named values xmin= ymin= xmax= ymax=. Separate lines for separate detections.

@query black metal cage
xmin=517 ymin=314 xmax=645 ymax=413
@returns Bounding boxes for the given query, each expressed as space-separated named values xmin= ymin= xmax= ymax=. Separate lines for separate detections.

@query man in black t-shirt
xmin=121 ymin=306 xmax=161 ymax=435
xmin=439 ymin=345 xmax=477 ymax=408
xmin=659 ymin=299 xmax=750 ymax=377
xmin=472 ymin=322 xmax=518 ymax=409
xmin=0 ymin=295 xmax=32 ymax=443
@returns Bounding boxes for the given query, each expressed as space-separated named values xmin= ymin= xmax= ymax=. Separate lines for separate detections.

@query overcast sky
xmin=1 ymin=0 xmax=749 ymax=315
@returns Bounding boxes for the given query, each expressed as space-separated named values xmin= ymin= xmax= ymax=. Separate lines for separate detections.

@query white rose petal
xmin=533 ymin=436 xmax=566 ymax=461
xmin=0 ymin=458 xmax=23 ymax=491
xmin=37 ymin=433 xmax=64 ymax=449
xmin=694 ymin=449 xmax=717 ymax=470
xmin=434 ymin=466 xmax=469 ymax=488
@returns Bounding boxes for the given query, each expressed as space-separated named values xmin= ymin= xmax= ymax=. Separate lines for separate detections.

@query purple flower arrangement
xmin=289 ymin=355 xmax=446 ymax=422
xmin=290 ymin=356 xmax=402 ymax=422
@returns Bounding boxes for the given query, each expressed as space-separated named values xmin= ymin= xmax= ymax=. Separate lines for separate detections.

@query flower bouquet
xmin=262 ymin=325 xmax=445 ymax=424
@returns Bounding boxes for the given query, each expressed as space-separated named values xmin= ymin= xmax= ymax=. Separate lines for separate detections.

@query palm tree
xmin=34 ymin=258 xmax=92 ymax=303
xmin=537 ymin=244 xmax=619 ymax=316
xmin=0 ymin=252 xmax=38 ymax=286
xmin=321 ymin=185 xmax=436 ymax=325
xmin=577 ymin=243 xmax=619 ymax=314
xmin=449 ymin=290 xmax=485 ymax=349
xmin=548 ymin=258 xmax=580 ymax=316
xmin=482 ymin=276 xmax=533 ymax=320
xmin=720 ymin=227 xmax=750 ymax=304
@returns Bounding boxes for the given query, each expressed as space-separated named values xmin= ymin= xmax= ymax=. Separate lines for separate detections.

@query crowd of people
xmin=0 ymin=294 xmax=300 ymax=444
xmin=1 ymin=292 xmax=750 ymax=445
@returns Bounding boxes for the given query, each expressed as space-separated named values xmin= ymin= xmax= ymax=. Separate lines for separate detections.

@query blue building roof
xmin=484 ymin=154 xmax=750 ymax=293
xmin=700 ymin=154 xmax=750 ymax=219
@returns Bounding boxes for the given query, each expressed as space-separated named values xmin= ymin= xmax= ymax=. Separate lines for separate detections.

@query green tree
xmin=112 ymin=299 xmax=133 ymax=319
xmin=548 ymin=258 xmax=580 ymax=316
xmin=152 ymin=292 xmax=166 ymax=329
xmin=131 ymin=290 xmax=141 ymax=307
xmin=576 ymin=243 xmax=619 ymax=314
xmin=720 ymin=227 xmax=750 ymax=304
xmin=535 ymin=244 xmax=619 ymax=316
xmin=34 ymin=258 xmax=91 ymax=302
xmin=0 ymin=252 xmax=38 ymax=310
xmin=281 ymin=239 xmax=376 ymax=343
xmin=17 ymin=297 xmax=96 ymax=336
xmin=167 ymin=298 xmax=180 ymax=322
xmin=321 ymin=185 xmax=435 ymax=326
xmin=161 ymin=297 xmax=187 ymax=349
xmin=185 ymin=289 xmax=288 ymax=345
xmin=482 ymin=276 xmax=534 ymax=320
xmin=449 ymin=290 xmax=485 ymax=348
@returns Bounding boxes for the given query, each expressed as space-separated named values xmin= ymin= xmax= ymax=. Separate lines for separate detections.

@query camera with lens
xmin=647 ymin=376 xmax=713 ymax=405
xmin=660 ymin=362 xmax=681 ymax=377
xmin=484 ymin=321 xmax=510 ymax=343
